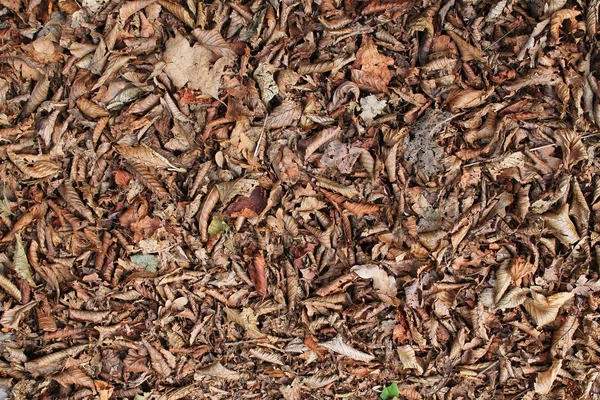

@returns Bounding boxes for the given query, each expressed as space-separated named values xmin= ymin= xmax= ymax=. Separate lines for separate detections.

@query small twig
xmin=253 ymin=114 xmax=268 ymax=158
xmin=483 ymin=26 xmax=517 ymax=52
xmin=477 ymin=360 xmax=499 ymax=377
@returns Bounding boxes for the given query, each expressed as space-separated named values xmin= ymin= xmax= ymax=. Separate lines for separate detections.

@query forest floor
xmin=1 ymin=0 xmax=600 ymax=398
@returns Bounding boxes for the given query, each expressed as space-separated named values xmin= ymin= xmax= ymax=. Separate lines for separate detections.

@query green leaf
xmin=208 ymin=214 xmax=227 ymax=237
xmin=380 ymin=382 xmax=399 ymax=400
xmin=131 ymin=254 xmax=159 ymax=272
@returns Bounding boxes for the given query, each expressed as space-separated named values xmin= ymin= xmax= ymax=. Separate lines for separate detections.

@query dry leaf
xmin=534 ymin=359 xmax=562 ymax=394
xmin=13 ymin=233 xmax=35 ymax=287
xmin=195 ymin=362 xmax=240 ymax=380
xmin=351 ymin=264 xmax=398 ymax=304
xmin=396 ymin=345 xmax=424 ymax=374
xmin=163 ymin=34 xmax=230 ymax=98
xmin=319 ymin=335 xmax=374 ymax=362
xmin=249 ymin=253 xmax=268 ymax=296
xmin=523 ymin=292 xmax=573 ymax=328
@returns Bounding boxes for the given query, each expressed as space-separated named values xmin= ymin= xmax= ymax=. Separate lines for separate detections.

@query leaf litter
xmin=1 ymin=0 xmax=600 ymax=398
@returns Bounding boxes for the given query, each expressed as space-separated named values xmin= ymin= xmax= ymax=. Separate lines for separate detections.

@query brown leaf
xmin=76 ymin=97 xmax=109 ymax=119
xmin=534 ymin=359 xmax=562 ymax=394
xmin=264 ymin=100 xmax=302 ymax=129
xmin=192 ymin=29 xmax=237 ymax=59
xmin=249 ymin=253 xmax=268 ymax=296
xmin=53 ymin=367 xmax=95 ymax=389
xmin=226 ymin=187 xmax=268 ymax=218
xmin=142 ymin=339 xmax=172 ymax=377
xmin=163 ymin=34 xmax=230 ymax=99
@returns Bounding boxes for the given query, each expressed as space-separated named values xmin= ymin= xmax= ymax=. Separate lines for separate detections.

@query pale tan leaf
xmin=264 ymin=100 xmax=302 ymax=129
xmin=587 ymin=0 xmax=599 ymax=40
xmin=0 ymin=274 xmax=22 ymax=301
xmin=331 ymin=81 xmax=360 ymax=109
xmin=555 ymin=129 xmax=587 ymax=170
xmin=142 ymin=339 xmax=172 ymax=377
xmin=76 ymin=97 xmax=109 ymax=119
xmin=37 ymin=108 xmax=60 ymax=147
xmin=315 ymin=175 xmax=360 ymax=199
xmin=128 ymin=162 xmax=170 ymax=200
xmin=551 ymin=316 xmax=578 ymax=357
xmin=302 ymin=375 xmax=339 ymax=388
xmin=303 ymin=127 xmax=342 ymax=159
xmin=503 ymin=67 xmax=561 ymax=92
xmin=396 ymin=345 xmax=424 ymax=374
xmin=384 ymin=142 xmax=399 ymax=183
xmin=342 ymin=200 xmax=380 ymax=216
xmin=319 ymin=334 xmax=374 ymax=362
xmin=523 ymin=292 xmax=573 ymax=328
xmin=198 ymin=187 xmax=220 ymax=242
xmin=69 ymin=309 xmax=110 ymax=323
xmin=7 ymin=152 xmax=61 ymax=179
xmin=570 ymin=178 xmax=590 ymax=233
xmin=249 ymin=348 xmax=284 ymax=365
xmin=224 ymin=307 xmax=265 ymax=339
xmin=119 ymin=0 xmax=156 ymax=20
xmin=215 ymin=178 xmax=258 ymax=205
xmin=285 ymin=261 xmax=301 ymax=309
xmin=14 ymin=233 xmax=35 ymax=286
xmin=163 ymin=34 xmax=230 ymax=98
xmin=249 ymin=253 xmax=268 ymax=296
xmin=446 ymin=88 xmax=493 ymax=112
xmin=53 ymin=367 xmax=95 ymax=389
xmin=351 ymin=264 xmax=397 ymax=304
xmin=192 ymin=29 xmax=237 ymax=59
xmin=157 ymin=0 xmax=195 ymax=27
xmin=534 ymin=359 xmax=562 ymax=394
xmin=280 ymin=378 xmax=302 ymax=400
xmin=195 ymin=362 xmax=240 ymax=380
xmin=447 ymin=31 xmax=484 ymax=62
xmin=115 ymin=144 xmax=186 ymax=172
xmin=550 ymin=9 xmax=581 ymax=42
xmin=398 ymin=385 xmax=423 ymax=400
xmin=510 ymin=257 xmax=537 ymax=286
xmin=541 ymin=204 xmax=580 ymax=245
xmin=21 ymin=75 xmax=49 ymax=118
xmin=494 ymin=261 xmax=511 ymax=303
xmin=494 ymin=287 xmax=529 ymax=310
xmin=25 ymin=344 xmax=89 ymax=376
xmin=0 ymin=301 xmax=36 ymax=330
xmin=60 ymin=182 xmax=94 ymax=222
xmin=157 ymin=385 xmax=199 ymax=400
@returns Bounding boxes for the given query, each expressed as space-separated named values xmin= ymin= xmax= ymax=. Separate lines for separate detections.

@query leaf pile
xmin=1 ymin=0 xmax=600 ymax=398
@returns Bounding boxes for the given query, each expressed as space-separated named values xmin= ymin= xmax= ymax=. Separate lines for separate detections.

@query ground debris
xmin=0 ymin=0 xmax=599 ymax=398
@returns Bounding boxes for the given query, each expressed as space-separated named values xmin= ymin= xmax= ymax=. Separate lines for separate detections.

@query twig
xmin=253 ymin=114 xmax=268 ymax=158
